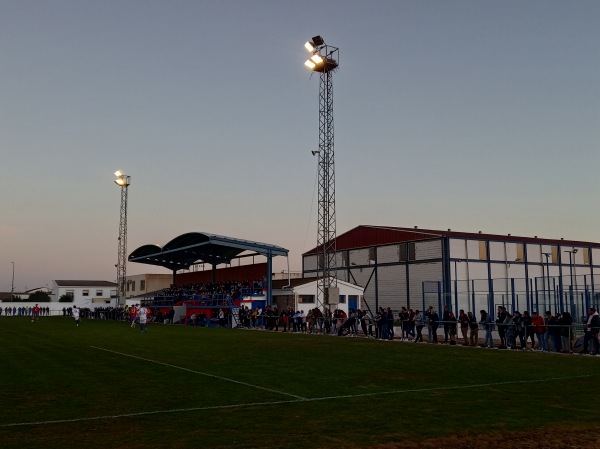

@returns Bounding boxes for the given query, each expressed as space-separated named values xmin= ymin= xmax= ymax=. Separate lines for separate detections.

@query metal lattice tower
xmin=304 ymin=36 xmax=339 ymax=310
xmin=114 ymin=171 xmax=131 ymax=305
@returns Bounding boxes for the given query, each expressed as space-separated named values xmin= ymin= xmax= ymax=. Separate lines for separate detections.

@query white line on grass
xmin=90 ymin=345 xmax=307 ymax=400
xmin=1 ymin=373 xmax=595 ymax=428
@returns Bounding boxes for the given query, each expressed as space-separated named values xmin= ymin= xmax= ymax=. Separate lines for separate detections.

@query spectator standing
xmin=448 ymin=311 xmax=457 ymax=345
xmin=522 ymin=311 xmax=534 ymax=349
xmin=480 ymin=310 xmax=495 ymax=348
xmin=558 ymin=311 xmax=573 ymax=353
xmin=468 ymin=311 xmax=479 ymax=346
xmin=531 ymin=311 xmax=547 ymax=351
xmin=496 ymin=306 xmax=509 ymax=349
xmin=442 ymin=305 xmax=451 ymax=344
xmin=428 ymin=308 xmax=440 ymax=343
xmin=458 ymin=309 xmax=469 ymax=345
xmin=582 ymin=307 xmax=600 ymax=355
xmin=546 ymin=311 xmax=561 ymax=352
xmin=414 ymin=310 xmax=424 ymax=343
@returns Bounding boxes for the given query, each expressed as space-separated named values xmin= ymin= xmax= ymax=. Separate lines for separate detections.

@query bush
xmin=59 ymin=294 xmax=73 ymax=303
xmin=29 ymin=291 xmax=51 ymax=302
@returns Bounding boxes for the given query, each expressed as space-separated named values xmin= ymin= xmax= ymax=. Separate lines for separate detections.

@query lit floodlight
xmin=304 ymin=60 xmax=316 ymax=69
xmin=311 ymin=54 xmax=323 ymax=64
xmin=114 ymin=170 xmax=130 ymax=187
xmin=305 ymin=41 xmax=315 ymax=52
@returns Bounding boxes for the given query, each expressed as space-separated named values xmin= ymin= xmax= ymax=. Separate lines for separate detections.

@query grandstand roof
xmin=129 ymin=232 xmax=288 ymax=271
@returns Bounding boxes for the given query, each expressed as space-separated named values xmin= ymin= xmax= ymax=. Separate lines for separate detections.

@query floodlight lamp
xmin=304 ymin=41 xmax=315 ymax=52
xmin=304 ymin=60 xmax=316 ymax=69
xmin=115 ymin=178 xmax=126 ymax=186
xmin=311 ymin=35 xmax=324 ymax=46
xmin=311 ymin=54 xmax=323 ymax=64
xmin=114 ymin=170 xmax=123 ymax=177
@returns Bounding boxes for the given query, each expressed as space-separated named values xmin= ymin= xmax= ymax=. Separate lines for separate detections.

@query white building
xmin=270 ymin=278 xmax=364 ymax=315
xmin=52 ymin=280 xmax=118 ymax=307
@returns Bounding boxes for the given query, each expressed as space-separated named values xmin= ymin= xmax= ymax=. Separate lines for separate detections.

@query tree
xmin=59 ymin=294 xmax=73 ymax=303
xmin=28 ymin=291 xmax=51 ymax=302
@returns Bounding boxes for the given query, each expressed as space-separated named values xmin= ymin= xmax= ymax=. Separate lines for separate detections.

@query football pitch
xmin=0 ymin=317 xmax=597 ymax=449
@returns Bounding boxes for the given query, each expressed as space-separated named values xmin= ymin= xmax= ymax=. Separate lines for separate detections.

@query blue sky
xmin=1 ymin=0 xmax=599 ymax=291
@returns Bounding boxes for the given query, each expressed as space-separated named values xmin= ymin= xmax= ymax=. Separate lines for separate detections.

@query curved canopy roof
xmin=129 ymin=232 xmax=288 ymax=271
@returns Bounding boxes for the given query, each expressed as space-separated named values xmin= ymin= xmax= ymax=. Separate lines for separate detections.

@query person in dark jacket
xmin=582 ymin=308 xmax=600 ymax=355
xmin=522 ymin=311 xmax=534 ymax=350
xmin=558 ymin=311 xmax=573 ymax=353
xmin=429 ymin=308 xmax=440 ymax=343
xmin=442 ymin=305 xmax=451 ymax=344
xmin=546 ymin=311 xmax=561 ymax=352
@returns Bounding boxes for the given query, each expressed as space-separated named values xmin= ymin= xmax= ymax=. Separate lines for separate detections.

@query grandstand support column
xmin=267 ymin=251 xmax=273 ymax=307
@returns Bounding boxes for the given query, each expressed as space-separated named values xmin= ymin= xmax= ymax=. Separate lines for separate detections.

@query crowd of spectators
xmin=156 ymin=280 xmax=264 ymax=303
xmin=2 ymin=306 xmax=51 ymax=317
xmin=226 ymin=304 xmax=600 ymax=355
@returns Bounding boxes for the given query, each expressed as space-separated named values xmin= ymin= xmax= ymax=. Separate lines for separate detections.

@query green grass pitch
xmin=0 ymin=317 xmax=597 ymax=448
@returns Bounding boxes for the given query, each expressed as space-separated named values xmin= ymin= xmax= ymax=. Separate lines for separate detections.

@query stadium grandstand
xmin=128 ymin=232 xmax=288 ymax=325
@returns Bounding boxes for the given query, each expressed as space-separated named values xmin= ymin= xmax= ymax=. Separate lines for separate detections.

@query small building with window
xmin=302 ymin=225 xmax=600 ymax=320
xmin=124 ymin=273 xmax=172 ymax=298
xmin=52 ymin=280 xmax=117 ymax=306
xmin=271 ymin=278 xmax=364 ymax=315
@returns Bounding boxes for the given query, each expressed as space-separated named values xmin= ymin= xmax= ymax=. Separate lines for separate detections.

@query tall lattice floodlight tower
xmin=114 ymin=170 xmax=131 ymax=306
xmin=304 ymin=35 xmax=340 ymax=310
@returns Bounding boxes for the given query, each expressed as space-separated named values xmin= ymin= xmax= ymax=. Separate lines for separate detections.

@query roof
xmin=54 ymin=280 xmax=118 ymax=287
xmin=304 ymin=225 xmax=600 ymax=255
xmin=271 ymin=277 xmax=364 ymax=291
xmin=129 ymin=232 xmax=288 ymax=271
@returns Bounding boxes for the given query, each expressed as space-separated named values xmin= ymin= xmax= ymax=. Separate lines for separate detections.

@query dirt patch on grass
xmin=370 ymin=425 xmax=599 ymax=449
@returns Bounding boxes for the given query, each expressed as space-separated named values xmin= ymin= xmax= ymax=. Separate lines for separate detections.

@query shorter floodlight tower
xmin=114 ymin=170 xmax=131 ymax=306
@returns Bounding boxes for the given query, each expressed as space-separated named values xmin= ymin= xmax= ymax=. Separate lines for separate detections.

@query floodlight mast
xmin=114 ymin=171 xmax=131 ymax=306
xmin=304 ymin=36 xmax=339 ymax=311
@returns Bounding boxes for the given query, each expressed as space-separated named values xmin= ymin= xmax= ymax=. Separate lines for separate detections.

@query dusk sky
xmin=1 ymin=0 xmax=599 ymax=292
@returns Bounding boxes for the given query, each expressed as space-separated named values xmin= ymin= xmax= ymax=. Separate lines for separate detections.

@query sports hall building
xmin=302 ymin=225 xmax=600 ymax=321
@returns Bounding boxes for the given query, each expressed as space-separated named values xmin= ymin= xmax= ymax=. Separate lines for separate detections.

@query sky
xmin=1 ymin=0 xmax=599 ymax=292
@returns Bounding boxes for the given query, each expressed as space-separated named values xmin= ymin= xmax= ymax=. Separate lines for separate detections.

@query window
xmin=299 ymin=295 xmax=315 ymax=304
xmin=131 ymin=281 xmax=136 ymax=291
xmin=140 ymin=280 xmax=146 ymax=290
xmin=339 ymin=295 xmax=346 ymax=304
xmin=551 ymin=246 xmax=559 ymax=264
xmin=82 ymin=290 xmax=89 ymax=296
xmin=368 ymin=248 xmax=376 ymax=263
xmin=584 ymin=248 xmax=591 ymax=265
xmin=516 ymin=243 xmax=524 ymax=261
xmin=399 ymin=244 xmax=407 ymax=262
xmin=408 ymin=242 xmax=416 ymax=261
xmin=96 ymin=290 xmax=103 ymax=296
xmin=479 ymin=241 xmax=487 ymax=260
